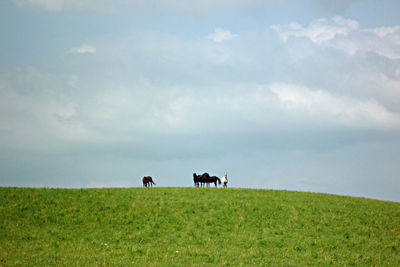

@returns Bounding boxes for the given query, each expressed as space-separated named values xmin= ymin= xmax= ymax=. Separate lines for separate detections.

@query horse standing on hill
xmin=193 ymin=173 xmax=221 ymax=188
xmin=193 ymin=173 xmax=210 ymax=187
xmin=209 ymin=176 xmax=222 ymax=188
xmin=142 ymin=176 xmax=156 ymax=187
xmin=222 ymin=173 xmax=228 ymax=188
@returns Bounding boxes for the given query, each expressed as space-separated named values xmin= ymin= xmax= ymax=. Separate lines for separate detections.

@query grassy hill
xmin=1 ymin=187 xmax=399 ymax=266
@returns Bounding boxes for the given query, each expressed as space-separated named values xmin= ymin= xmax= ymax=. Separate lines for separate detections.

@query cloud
xmin=11 ymin=0 xmax=262 ymax=12
xmin=271 ymin=16 xmax=359 ymax=44
xmin=6 ymin=64 xmax=398 ymax=157
xmin=12 ymin=0 xmax=112 ymax=12
xmin=15 ymin=0 xmax=358 ymax=14
xmin=0 ymin=68 xmax=96 ymax=151
xmin=272 ymin=16 xmax=400 ymax=59
xmin=207 ymin=28 xmax=237 ymax=43
xmin=69 ymin=44 xmax=96 ymax=54
xmin=363 ymin=26 xmax=400 ymax=38
xmin=270 ymin=83 xmax=400 ymax=129
xmin=306 ymin=0 xmax=362 ymax=12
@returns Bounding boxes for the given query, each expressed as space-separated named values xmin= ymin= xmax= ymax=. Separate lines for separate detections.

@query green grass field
xmin=1 ymin=187 xmax=399 ymax=266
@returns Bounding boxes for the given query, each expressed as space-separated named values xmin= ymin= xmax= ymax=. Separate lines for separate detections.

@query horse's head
xmin=193 ymin=173 xmax=197 ymax=179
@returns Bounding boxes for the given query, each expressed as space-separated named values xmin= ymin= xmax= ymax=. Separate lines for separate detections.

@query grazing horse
xmin=209 ymin=176 xmax=222 ymax=188
xmin=222 ymin=173 xmax=228 ymax=188
xmin=142 ymin=176 xmax=156 ymax=187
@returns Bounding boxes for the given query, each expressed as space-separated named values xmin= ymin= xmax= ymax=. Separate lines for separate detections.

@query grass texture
xmin=1 ymin=187 xmax=399 ymax=266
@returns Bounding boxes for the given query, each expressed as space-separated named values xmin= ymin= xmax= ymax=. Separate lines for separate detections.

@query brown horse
xmin=142 ymin=176 xmax=156 ymax=187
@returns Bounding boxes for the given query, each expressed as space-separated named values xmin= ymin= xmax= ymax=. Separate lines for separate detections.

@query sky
xmin=1 ymin=0 xmax=400 ymax=202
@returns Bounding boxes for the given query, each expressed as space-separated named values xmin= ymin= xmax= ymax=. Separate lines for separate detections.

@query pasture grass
xmin=1 ymin=187 xmax=399 ymax=266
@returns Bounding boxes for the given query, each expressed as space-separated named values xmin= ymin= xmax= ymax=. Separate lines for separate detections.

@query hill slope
xmin=1 ymin=187 xmax=399 ymax=266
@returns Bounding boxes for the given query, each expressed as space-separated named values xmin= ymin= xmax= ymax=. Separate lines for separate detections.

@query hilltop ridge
xmin=1 ymin=187 xmax=399 ymax=266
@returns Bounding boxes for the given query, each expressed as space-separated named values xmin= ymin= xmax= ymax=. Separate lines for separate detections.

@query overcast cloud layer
xmin=1 ymin=0 xmax=400 ymax=202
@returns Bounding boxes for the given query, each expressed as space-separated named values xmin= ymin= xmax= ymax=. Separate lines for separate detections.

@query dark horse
xmin=193 ymin=172 xmax=209 ymax=187
xmin=193 ymin=173 xmax=221 ymax=188
xmin=142 ymin=176 xmax=156 ymax=187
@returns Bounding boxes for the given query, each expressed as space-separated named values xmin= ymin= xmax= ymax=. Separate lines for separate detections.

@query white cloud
xmin=12 ymin=0 xmax=285 ymax=14
xmin=12 ymin=0 xmax=110 ymax=11
xmin=0 ymin=68 xmax=96 ymax=150
xmin=12 ymin=0 xmax=272 ymax=15
xmin=203 ymin=44 xmax=236 ymax=65
xmin=271 ymin=16 xmax=359 ymax=44
xmin=270 ymin=83 xmax=400 ymax=128
xmin=362 ymin=26 xmax=400 ymax=38
xmin=207 ymin=28 xmax=237 ymax=43
xmin=13 ymin=0 xmax=363 ymax=14
xmin=272 ymin=16 xmax=400 ymax=59
xmin=0 ymin=87 xmax=94 ymax=150
xmin=82 ymin=82 xmax=400 ymax=135
xmin=69 ymin=44 xmax=96 ymax=54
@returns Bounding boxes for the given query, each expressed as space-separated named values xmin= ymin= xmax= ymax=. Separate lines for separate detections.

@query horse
xmin=193 ymin=173 xmax=200 ymax=187
xmin=222 ymin=173 xmax=228 ymax=188
xmin=193 ymin=173 xmax=221 ymax=188
xmin=193 ymin=173 xmax=210 ymax=187
xmin=209 ymin=176 xmax=222 ymax=188
xmin=142 ymin=176 xmax=156 ymax=187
